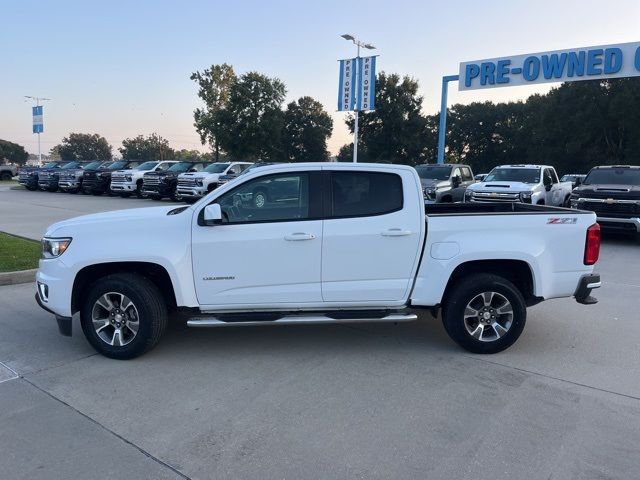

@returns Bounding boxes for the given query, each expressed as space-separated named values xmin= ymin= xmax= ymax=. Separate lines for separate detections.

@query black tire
xmin=80 ymin=273 xmax=167 ymax=359
xmin=91 ymin=190 xmax=102 ymax=196
xmin=0 ymin=172 xmax=11 ymax=181
xmin=26 ymin=185 xmax=37 ymax=191
xmin=120 ymin=193 xmax=131 ymax=198
xmin=442 ymin=273 xmax=526 ymax=354
xmin=135 ymin=180 xmax=144 ymax=198
xmin=149 ymin=194 xmax=162 ymax=201
xmin=170 ymin=188 xmax=181 ymax=202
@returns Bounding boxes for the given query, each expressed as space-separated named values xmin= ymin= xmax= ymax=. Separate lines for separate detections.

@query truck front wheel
xmin=80 ymin=273 xmax=167 ymax=359
xmin=442 ymin=273 xmax=526 ymax=354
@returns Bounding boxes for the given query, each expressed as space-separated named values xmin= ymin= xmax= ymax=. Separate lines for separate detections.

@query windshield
xmin=168 ymin=162 xmax=195 ymax=172
xmin=204 ymin=163 xmax=230 ymax=173
xmin=61 ymin=161 xmax=80 ymax=169
xmin=108 ymin=161 xmax=128 ymax=170
xmin=42 ymin=162 xmax=58 ymax=168
xmin=137 ymin=161 xmax=158 ymax=171
xmin=415 ymin=165 xmax=452 ymax=181
xmin=84 ymin=161 xmax=103 ymax=169
xmin=583 ymin=168 xmax=640 ymax=186
xmin=484 ymin=168 xmax=540 ymax=184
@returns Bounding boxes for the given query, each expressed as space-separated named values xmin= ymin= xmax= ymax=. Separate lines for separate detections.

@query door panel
xmin=192 ymin=171 xmax=322 ymax=307
xmin=321 ymin=170 xmax=423 ymax=302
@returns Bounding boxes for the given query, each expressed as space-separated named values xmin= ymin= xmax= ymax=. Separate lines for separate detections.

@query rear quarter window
xmin=330 ymin=171 xmax=403 ymax=218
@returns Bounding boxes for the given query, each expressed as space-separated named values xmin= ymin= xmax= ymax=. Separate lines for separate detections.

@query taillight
xmin=584 ymin=223 xmax=601 ymax=265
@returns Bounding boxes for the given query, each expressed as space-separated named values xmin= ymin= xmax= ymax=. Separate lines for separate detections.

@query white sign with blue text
xmin=459 ymin=41 xmax=640 ymax=91
xmin=357 ymin=56 xmax=376 ymax=111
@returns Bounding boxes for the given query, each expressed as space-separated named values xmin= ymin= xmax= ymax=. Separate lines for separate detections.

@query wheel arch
xmin=442 ymin=259 xmax=539 ymax=307
xmin=72 ymin=261 xmax=177 ymax=314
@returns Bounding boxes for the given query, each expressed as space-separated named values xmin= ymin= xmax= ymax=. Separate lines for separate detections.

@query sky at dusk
xmin=2 ymin=0 xmax=639 ymax=157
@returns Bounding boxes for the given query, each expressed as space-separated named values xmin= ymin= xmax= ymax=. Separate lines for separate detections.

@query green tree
xmin=174 ymin=149 xmax=214 ymax=161
xmin=220 ymin=71 xmax=287 ymax=161
xmin=54 ymin=133 xmax=112 ymax=161
xmin=0 ymin=139 xmax=29 ymax=165
xmin=342 ymin=72 xmax=433 ymax=165
xmin=282 ymin=96 xmax=333 ymax=162
xmin=119 ymin=133 xmax=175 ymax=160
xmin=191 ymin=64 xmax=237 ymax=161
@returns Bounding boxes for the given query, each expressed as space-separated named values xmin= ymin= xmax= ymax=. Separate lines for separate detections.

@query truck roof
xmin=494 ymin=164 xmax=550 ymax=169
xmin=590 ymin=165 xmax=640 ymax=170
xmin=246 ymin=162 xmax=419 ymax=174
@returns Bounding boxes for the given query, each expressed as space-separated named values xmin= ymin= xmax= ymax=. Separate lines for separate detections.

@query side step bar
xmin=187 ymin=313 xmax=418 ymax=328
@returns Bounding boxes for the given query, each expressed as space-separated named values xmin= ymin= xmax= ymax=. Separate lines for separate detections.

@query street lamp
xmin=25 ymin=96 xmax=51 ymax=165
xmin=340 ymin=34 xmax=376 ymax=162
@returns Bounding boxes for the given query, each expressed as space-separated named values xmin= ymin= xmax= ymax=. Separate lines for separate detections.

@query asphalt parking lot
xmin=1 ymin=185 xmax=639 ymax=480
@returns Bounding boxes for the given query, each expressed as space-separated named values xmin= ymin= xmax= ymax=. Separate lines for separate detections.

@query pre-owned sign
xmin=459 ymin=41 xmax=640 ymax=91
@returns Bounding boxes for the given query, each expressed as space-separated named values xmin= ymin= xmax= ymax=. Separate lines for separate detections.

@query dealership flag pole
xmin=25 ymin=96 xmax=50 ymax=165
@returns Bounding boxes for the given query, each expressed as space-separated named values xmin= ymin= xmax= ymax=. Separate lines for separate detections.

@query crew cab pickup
xmin=110 ymin=160 xmax=178 ymax=198
xmin=83 ymin=160 xmax=142 ymax=195
xmin=35 ymin=163 xmax=601 ymax=359
xmin=0 ymin=164 xmax=18 ymax=181
xmin=142 ymin=161 xmax=209 ymax=201
xmin=18 ymin=161 xmax=62 ymax=190
xmin=177 ymin=162 xmax=253 ymax=202
xmin=59 ymin=160 xmax=110 ymax=193
xmin=466 ymin=164 xmax=573 ymax=206
xmin=570 ymin=165 xmax=640 ymax=240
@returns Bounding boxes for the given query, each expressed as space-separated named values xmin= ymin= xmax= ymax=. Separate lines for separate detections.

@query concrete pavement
xmin=1 ymin=187 xmax=639 ymax=479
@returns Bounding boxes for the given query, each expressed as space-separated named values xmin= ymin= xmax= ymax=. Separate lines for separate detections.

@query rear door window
xmin=329 ymin=171 xmax=403 ymax=218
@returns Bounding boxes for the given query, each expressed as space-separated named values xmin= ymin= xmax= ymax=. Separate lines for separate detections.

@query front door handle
xmin=284 ymin=233 xmax=316 ymax=241
xmin=381 ymin=228 xmax=412 ymax=237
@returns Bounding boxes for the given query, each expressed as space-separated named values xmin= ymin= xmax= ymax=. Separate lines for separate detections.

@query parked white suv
xmin=177 ymin=162 xmax=252 ymax=201
xmin=110 ymin=160 xmax=178 ymax=198
xmin=465 ymin=164 xmax=573 ymax=206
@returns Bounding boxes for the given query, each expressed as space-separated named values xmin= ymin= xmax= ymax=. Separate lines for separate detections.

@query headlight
xmin=41 ymin=237 xmax=72 ymax=259
xmin=465 ymin=191 xmax=474 ymax=201
xmin=520 ymin=192 xmax=533 ymax=203
xmin=195 ymin=179 xmax=203 ymax=187
xmin=125 ymin=175 xmax=132 ymax=182
xmin=100 ymin=172 xmax=110 ymax=178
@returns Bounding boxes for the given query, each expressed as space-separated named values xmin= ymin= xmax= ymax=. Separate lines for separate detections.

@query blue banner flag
xmin=337 ymin=59 xmax=356 ymax=111
xmin=32 ymin=105 xmax=43 ymax=133
xmin=356 ymin=56 xmax=376 ymax=111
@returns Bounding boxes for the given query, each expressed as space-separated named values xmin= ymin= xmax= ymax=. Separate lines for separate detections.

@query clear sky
xmin=2 ymin=0 xmax=639 ymax=157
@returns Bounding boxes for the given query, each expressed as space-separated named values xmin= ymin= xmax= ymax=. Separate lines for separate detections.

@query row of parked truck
xmin=16 ymin=159 xmax=640 ymax=239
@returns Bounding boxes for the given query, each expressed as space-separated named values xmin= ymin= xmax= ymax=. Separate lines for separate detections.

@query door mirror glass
xmin=203 ymin=203 xmax=222 ymax=225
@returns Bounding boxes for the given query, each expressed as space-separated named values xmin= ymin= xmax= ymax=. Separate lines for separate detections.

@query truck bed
xmin=424 ymin=202 xmax=587 ymax=216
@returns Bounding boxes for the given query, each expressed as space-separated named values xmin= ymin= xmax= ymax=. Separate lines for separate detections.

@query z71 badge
xmin=547 ymin=217 xmax=577 ymax=224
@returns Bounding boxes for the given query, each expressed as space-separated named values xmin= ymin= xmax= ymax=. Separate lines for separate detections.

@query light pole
xmin=340 ymin=34 xmax=375 ymax=162
xmin=25 ymin=96 xmax=51 ymax=165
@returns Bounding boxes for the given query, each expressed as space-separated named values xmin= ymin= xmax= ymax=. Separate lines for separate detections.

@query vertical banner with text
xmin=356 ymin=56 xmax=376 ymax=111
xmin=337 ymin=58 xmax=356 ymax=111
xmin=32 ymin=106 xmax=43 ymax=133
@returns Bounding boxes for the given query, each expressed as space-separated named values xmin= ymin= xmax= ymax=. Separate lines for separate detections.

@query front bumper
xmin=110 ymin=181 xmax=136 ymax=192
xmin=59 ymin=179 xmax=81 ymax=190
xmin=574 ymin=273 xmax=601 ymax=305
xmin=19 ymin=177 xmax=38 ymax=187
xmin=83 ymin=179 xmax=109 ymax=192
xmin=176 ymin=186 xmax=206 ymax=198
xmin=142 ymin=184 xmax=172 ymax=197
xmin=38 ymin=179 xmax=58 ymax=190
xmin=595 ymin=216 xmax=640 ymax=233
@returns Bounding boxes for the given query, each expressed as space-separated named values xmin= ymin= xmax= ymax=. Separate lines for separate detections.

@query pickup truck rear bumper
xmin=574 ymin=273 xmax=601 ymax=305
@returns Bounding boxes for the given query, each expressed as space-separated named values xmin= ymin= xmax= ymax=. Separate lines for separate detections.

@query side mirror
xmin=575 ymin=178 xmax=582 ymax=186
xmin=203 ymin=204 xmax=222 ymax=226
xmin=452 ymin=175 xmax=461 ymax=187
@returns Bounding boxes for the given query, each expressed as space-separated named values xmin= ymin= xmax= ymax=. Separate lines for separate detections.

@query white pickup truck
xmin=465 ymin=164 xmax=573 ymax=206
xmin=176 ymin=162 xmax=252 ymax=202
xmin=35 ymin=163 xmax=601 ymax=359
xmin=110 ymin=160 xmax=179 ymax=198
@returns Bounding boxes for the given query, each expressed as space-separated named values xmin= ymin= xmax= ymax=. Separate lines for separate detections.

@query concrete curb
xmin=0 ymin=269 xmax=37 ymax=286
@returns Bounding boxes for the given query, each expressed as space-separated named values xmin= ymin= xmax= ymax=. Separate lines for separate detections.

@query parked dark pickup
xmin=58 ymin=160 xmax=111 ymax=193
xmin=82 ymin=160 xmax=141 ymax=195
xmin=38 ymin=161 xmax=94 ymax=192
xmin=142 ymin=161 xmax=208 ymax=201
xmin=18 ymin=161 xmax=62 ymax=190
xmin=570 ymin=165 xmax=640 ymax=240
xmin=414 ymin=163 xmax=475 ymax=203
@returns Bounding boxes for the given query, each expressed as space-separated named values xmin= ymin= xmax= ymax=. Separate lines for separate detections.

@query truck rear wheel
xmin=80 ymin=273 xmax=167 ymax=359
xmin=442 ymin=273 xmax=526 ymax=354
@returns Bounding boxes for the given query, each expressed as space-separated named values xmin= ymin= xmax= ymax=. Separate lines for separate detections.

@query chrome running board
xmin=187 ymin=313 xmax=418 ymax=328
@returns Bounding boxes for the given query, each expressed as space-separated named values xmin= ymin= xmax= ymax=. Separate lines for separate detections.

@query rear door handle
xmin=284 ymin=233 xmax=316 ymax=241
xmin=381 ymin=228 xmax=412 ymax=237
